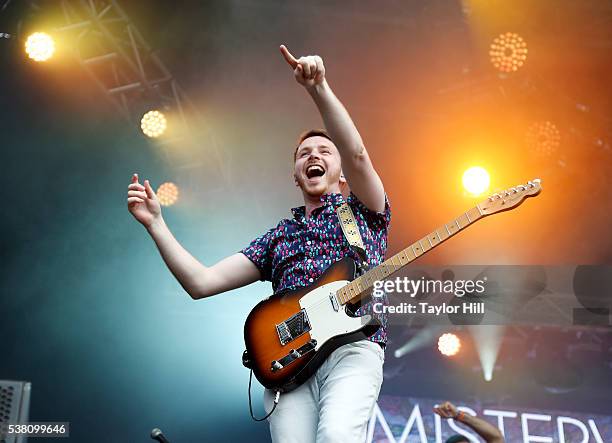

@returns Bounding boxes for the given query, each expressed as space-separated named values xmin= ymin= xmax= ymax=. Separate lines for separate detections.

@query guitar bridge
xmin=270 ymin=339 xmax=317 ymax=372
xmin=276 ymin=309 xmax=311 ymax=346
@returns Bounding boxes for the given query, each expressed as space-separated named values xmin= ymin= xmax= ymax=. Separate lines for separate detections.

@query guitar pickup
xmin=275 ymin=309 xmax=311 ymax=346
xmin=329 ymin=292 xmax=339 ymax=312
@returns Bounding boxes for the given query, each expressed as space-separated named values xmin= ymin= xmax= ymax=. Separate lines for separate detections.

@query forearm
xmin=146 ymin=217 xmax=210 ymax=299
xmin=307 ymin=79 xmax=365 ymax=161
xmin=459 ymin=414 xmax=504 ymax=443
xmin=307 ymin=79 xmax=385 ymax=210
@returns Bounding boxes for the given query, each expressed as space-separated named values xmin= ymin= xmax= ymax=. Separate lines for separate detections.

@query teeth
xmin=307 ymin=165 xmax=324 ymax=172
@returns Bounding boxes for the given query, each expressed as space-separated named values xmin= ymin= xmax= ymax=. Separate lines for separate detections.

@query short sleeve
xmin=347 ymin=191 xmax=391 ymax=231
xmin=240 ymin=227 xmax=275 ymax=281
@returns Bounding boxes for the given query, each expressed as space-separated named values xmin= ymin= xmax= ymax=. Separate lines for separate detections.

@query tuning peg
xmin=517 ymin=185 xmax=526 ymax=191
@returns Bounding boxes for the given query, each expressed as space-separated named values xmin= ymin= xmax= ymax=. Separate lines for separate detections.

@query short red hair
xmin=293 ymin=129 xmax=333 ymax=162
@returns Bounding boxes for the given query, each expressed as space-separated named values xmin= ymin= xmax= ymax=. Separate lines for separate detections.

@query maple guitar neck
xmin=335 ymin=179 xmax=543 ymax=306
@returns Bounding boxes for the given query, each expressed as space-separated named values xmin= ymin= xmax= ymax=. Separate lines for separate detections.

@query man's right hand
xmin=127 ymin=173 xmax=161 ymax=229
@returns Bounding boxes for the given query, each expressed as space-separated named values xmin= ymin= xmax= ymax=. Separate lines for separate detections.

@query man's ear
xmin=339 ymin=171 xmax=349 ymax=196
xmin=294 ymin=175 xmax=299 ymax=187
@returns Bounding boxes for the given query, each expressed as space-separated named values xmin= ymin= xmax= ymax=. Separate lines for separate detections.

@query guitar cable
xmin=248 ymin=369 xmax=280 ymax=421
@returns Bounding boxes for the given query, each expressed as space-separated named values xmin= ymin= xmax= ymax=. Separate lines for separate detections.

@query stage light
xmin=438 ymin=333 xmax=461 ymax=357
xmin=140 ymin=110 xmax=167 ymax=138
xmin=469 ymin=325 xmax=504 ymax=382
xmin=462 ymin=166 xmax=490 ymax=196
xmin=526 ymin=121 xmax=560 ymax=157
xmin=25 ymin=32 xmax=55 ymax=62
xmin=157 ymin=182 xmax=179 ymax=207
xmin=394 ymin=326 xmax=442 ymax=358
xmin=489 ymin=32 xmax=528 ymax=73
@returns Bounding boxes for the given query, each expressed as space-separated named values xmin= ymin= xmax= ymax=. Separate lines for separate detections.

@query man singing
xmin=127 ymin=45 xmax=391 ymax=442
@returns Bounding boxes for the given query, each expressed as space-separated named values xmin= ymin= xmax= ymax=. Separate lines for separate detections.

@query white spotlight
xmin=469 ymin=325 xmax=505 ymax=382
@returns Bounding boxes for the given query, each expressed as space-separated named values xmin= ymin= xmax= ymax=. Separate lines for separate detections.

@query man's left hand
xmin=280 ymin=44 xmax=325 ymax=89
xmin=434 ymin=401 xmax=460 ymax=419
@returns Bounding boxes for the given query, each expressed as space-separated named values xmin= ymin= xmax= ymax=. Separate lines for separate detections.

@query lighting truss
xmin=55 ymin=0 xmax=229 ymax=180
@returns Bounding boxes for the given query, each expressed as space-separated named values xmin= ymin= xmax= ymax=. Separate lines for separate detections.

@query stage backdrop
xmin=369 ymin=396 xmax=611 ymax=443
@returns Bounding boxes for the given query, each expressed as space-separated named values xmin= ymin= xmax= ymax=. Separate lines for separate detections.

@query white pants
xmin=264 ymin=339 xmax=384 ymax=443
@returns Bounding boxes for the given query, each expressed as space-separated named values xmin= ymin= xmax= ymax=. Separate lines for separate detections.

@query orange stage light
xmin=157 ymin=182 xmax=179 ymax=207
xmin=489 ymin=32 xmax=528 ymax=73
xmin=526 ymin=121 xmax=561 ymax=157
xmin=141 ymin=110 xmax=167 ymax=138
xmin=462 ymin=166 xmax=490 ymax=196
xmin=25 ymin=32 xmax=55 ymax=62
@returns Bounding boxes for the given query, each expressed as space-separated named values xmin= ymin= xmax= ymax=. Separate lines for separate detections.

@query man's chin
xmin=304 ymin=188 xmax=326 ymax=198
xmin=300 ymin=181 xmax=328 ymax=197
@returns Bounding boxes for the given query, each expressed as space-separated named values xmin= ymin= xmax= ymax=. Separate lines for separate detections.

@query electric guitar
xmin=243 ymin=179 xmax=542 ymax=392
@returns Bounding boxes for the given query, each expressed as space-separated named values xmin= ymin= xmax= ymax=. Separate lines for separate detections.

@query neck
xmin=303 ymin=194 xmax=325 ymax=219
xmin=301 ymin=185 xmax=342 ymax=219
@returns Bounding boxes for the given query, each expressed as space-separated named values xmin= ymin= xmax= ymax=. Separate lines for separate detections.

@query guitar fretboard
xmin=336 ymin=205 xmax=484 ymax=305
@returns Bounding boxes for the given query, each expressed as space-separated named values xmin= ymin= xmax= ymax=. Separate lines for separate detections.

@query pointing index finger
xmin=280 ymin=45 xmax=298 ymax=68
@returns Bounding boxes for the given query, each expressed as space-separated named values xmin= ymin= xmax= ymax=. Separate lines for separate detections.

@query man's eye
xmin=300 ymin=152 xmax=309 ymax=157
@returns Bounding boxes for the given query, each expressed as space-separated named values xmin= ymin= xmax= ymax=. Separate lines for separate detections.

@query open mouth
xmin=306 ymin=164 xmax=326 ymax=179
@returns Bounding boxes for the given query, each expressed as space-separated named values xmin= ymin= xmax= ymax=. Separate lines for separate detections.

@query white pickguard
xmin=299 ymin=280 xmax=372 ymax=351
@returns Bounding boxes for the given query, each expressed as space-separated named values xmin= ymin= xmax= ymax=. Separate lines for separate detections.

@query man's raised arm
xmin=280 ymin=45 xmax=386 ymax=212
xmin=127 ymin=173 xmax=260 ymax=299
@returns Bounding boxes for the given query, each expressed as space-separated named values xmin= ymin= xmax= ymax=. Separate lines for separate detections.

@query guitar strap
xmin=336 ymin=202 xmax=368 ymax=267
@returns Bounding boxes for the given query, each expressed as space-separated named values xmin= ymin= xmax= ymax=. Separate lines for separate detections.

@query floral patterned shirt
xmin=241 ymin=192 xmax=391 ymax=344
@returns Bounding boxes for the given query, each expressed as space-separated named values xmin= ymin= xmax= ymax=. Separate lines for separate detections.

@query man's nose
xmin=309 ymin=151 xmax=321 ymax=160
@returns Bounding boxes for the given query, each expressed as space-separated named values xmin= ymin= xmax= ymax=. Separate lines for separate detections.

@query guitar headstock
xmin=478 ymin=179 xmax=542 ymax=215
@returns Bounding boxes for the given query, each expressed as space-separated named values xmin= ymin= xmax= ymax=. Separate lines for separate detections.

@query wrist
xmin=454 ymin=411 xmax=466 ymax=422
xmin=146 ymin=216 xmax=166 ymax=235
xmin=306 ymin=78 xmax=330 ymax=97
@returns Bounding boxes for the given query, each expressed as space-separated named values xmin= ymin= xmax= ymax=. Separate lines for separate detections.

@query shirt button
xmin=306 ymin=240 xmax=311 ymax=245
xmin=308 ymin=278 xmax=313 ymax=282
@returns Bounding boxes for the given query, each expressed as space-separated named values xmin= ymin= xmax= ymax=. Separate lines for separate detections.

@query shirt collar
xmin=290 ymin=193 xmax=346 ymax=219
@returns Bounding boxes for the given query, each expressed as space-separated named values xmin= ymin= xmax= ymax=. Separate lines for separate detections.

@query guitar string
xmin=278 ymin=207 xmax=487 ymax=333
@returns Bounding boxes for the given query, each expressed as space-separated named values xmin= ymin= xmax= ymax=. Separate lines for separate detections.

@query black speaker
xmin=0 ymin=381 xmax=31 ymax=443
